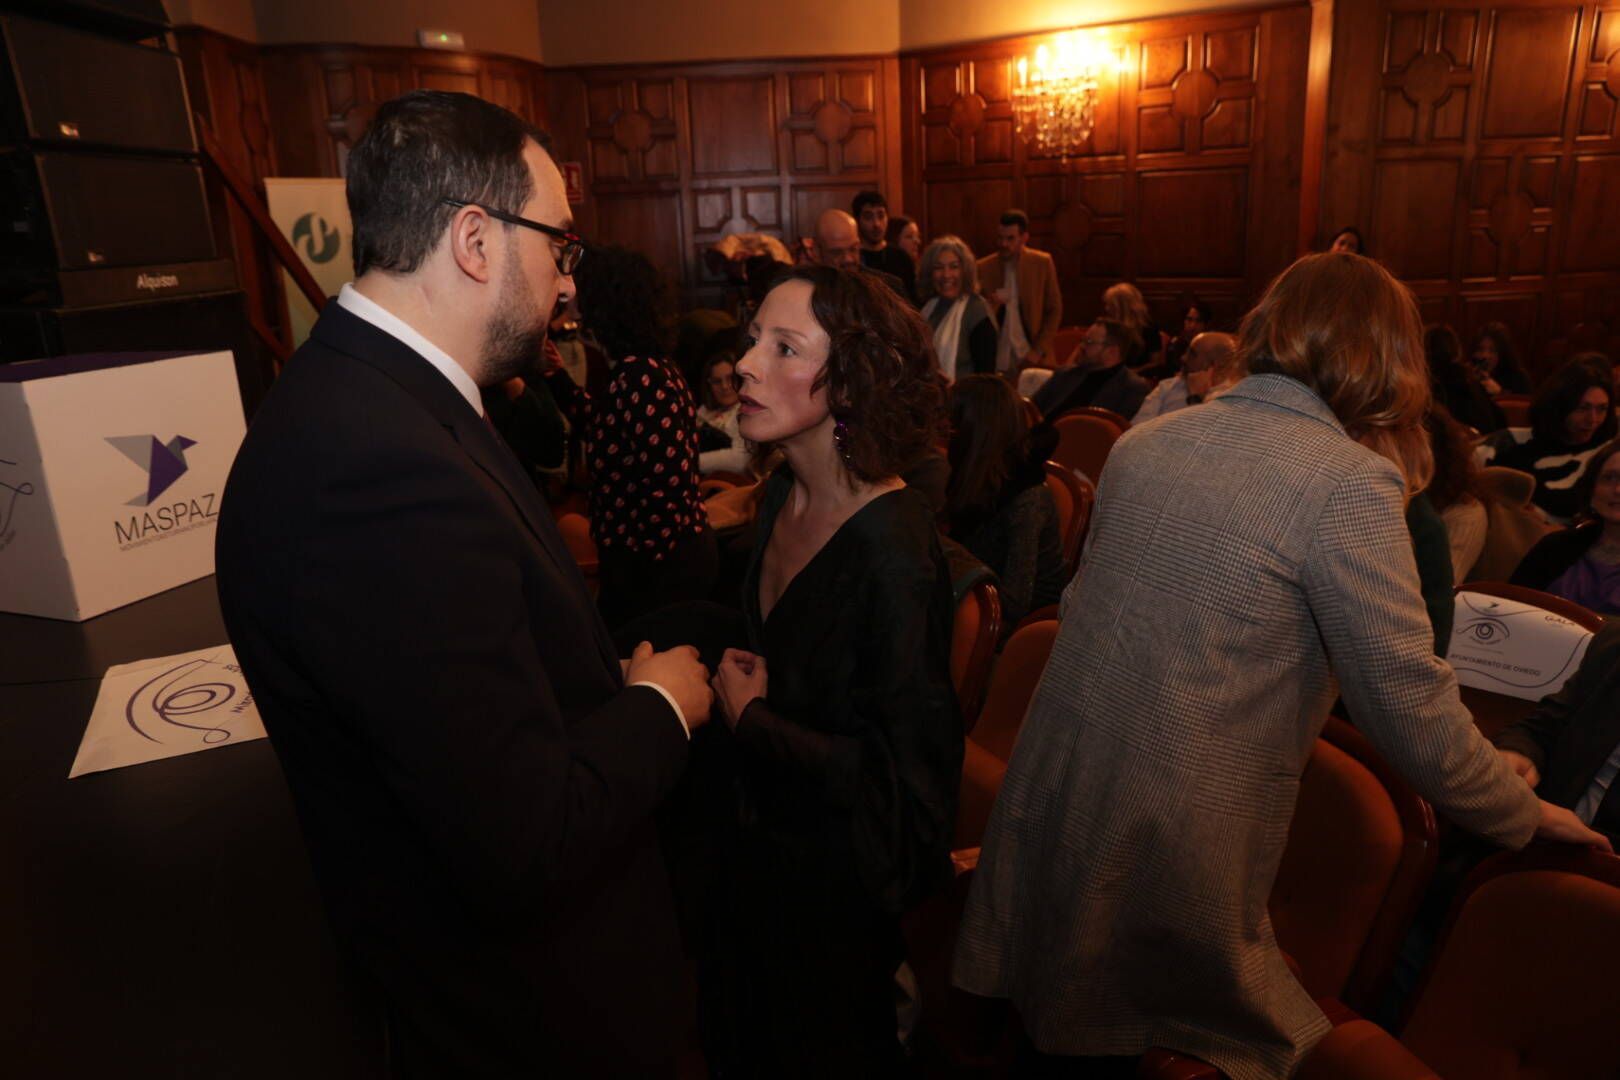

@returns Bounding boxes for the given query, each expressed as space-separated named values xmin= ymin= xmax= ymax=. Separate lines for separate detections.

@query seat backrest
xmin=1450 ymin=583 xmax=1600 ymax=739
xmin=1495 ymin=394 xmax=1531 ymax=427
xmin=972 ymin=619 xmax=1059 ymax=762
xmin=1401 ymin=847 xmax=1620 ymax=1079
xmin=1043 ymin=461 xmax=1094 ymax=577
xmin=1050 ymin=413 xmax=1123 ymax=487
xmin=1270 ymin=718 xmax=1438 ymax=1009
xmin=951 ymin=578 xmax=1002 ymax=731
xmin=1051 ymin=326 xmax=1085 ymax=367
xmin=954 ymin=738 xmax=1008 ymax=850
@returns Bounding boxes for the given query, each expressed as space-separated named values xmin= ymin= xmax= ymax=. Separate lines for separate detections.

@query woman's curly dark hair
xmin=573 ymin=244 xmax=672 ymax=363
xmin=764 ymin=264 xmax=945 ymax=483
xmin=1529 ymin=357 xmax=1615 ymax=445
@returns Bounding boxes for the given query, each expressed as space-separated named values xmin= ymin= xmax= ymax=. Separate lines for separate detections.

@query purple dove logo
xmin=107 ymin=434 xmax=198 ymax=506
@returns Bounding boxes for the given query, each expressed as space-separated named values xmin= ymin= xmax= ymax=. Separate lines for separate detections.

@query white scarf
xmin=923 ymin=295 xmax=970 ymax=383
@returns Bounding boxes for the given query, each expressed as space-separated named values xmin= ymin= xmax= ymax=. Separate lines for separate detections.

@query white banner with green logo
xmin=264 ymin=178 xmax=352 ymax=349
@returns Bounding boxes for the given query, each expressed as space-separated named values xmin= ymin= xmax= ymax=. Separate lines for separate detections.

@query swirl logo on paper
xmin=125 ymin=655 xmax=253 ymax=745
xmin=0 ymin=456 xmax=35 ymax=553
xmin=291 ymin=212 xmax=341 ymax=264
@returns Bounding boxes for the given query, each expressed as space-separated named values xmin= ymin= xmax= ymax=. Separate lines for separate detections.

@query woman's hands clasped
xmin=712 ymin=649 xmax=768 ymax=731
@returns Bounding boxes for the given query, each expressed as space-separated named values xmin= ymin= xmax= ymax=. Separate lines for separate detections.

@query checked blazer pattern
xmin=953 ymin=374 xmax=1539 ymax=1079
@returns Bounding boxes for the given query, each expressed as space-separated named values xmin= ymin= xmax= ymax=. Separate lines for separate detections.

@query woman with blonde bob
xmin=954 ymin=252 xmax=1608 ymax=1080
xmin=1102 ymin=280 xmax=1160 ymax=368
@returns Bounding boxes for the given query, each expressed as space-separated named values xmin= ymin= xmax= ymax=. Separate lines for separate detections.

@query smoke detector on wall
xmin=417 ymin=29 xmax=465 ymax=50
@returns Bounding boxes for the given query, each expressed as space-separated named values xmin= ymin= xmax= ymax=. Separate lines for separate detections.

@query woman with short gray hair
xmin=919 ymin=235 xmax=997 ymax=382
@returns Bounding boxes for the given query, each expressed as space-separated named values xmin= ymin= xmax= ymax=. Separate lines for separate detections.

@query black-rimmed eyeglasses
xmin=440 ymin=198 xmax=585 ymax=275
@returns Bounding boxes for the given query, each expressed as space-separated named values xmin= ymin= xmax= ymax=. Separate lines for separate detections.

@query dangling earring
xmin=832 ymin=417 xmax=855 ymax=469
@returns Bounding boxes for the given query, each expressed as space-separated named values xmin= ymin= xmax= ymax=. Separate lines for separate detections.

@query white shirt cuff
xmin=629 ymin=680 xmax=689 ymax=739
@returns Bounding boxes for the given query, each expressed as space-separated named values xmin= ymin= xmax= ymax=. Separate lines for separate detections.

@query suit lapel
xmin=309 ymin=303 xmax=623 ymax=680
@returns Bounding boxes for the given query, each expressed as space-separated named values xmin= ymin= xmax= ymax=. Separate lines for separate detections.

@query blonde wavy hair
xmin=1102 ymin=281 xmax=1151 ymax=335
xmin=1238 ymin=252 xmax=1434 ymax=494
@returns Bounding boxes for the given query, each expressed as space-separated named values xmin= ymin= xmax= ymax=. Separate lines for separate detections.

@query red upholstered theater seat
xmin=1270 ymin=718 xmax=1437 ymax=1011
xmin=1043 ymin=460 xmax=1094 ymax=579
xmin=1298 ymin=846 xmax=1620 ymax=1080
xmin=951 ymin=578 xmax=1002 ymax=731
xmin=971 ymin=618 xmax=1059 ymax=763
xmin=1050 ymin=410 xmax=1126 ymax=487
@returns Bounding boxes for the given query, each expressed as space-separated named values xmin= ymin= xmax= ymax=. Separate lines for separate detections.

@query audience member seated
xmin=1130 ymin=331 xmax=1235 ymax=425
xmin=1426 ymin=323 xmax=1503 ymax=434
xmin=1470 ymin=320 xmax=1532 ymax=396
xmin=1328 ymin=224 xmax=1364 ymax=254
xmin=575 ymin=245 xmax=717 ymax=628
xmin=1511 ymin=439 xmax=1620 ymax=614
xmin=1161 ymin=296 xmax=1212 ymax=374
xmin=1102 ymin=280 xmax=1161 ymax=370
xmin=885 ymin=213 xmax=921 ymax=267
xmin=811 ymin=207 xmax=909 ymax=303
xmin=946 ymin=374 xmax=1068 ymax=632
xmin=696 ymin=351 xmax=752 ymax=476
xmin=1030 ymin=318 xmax=1151 ymax=421
xmin=976 ymin=209 xmax=1062 ymax=373
xmin=852 ymin=189 xmax=917 ymax=298
xmin=1482 ymin=359 xmax=1615 ymax=523
xmin=1425 ymin=405 xmax=1492 ymax=583
xmin=919 ymin=235 xmax=997 ymax=382
xmin=1496 ymin=620 xmax=1620 ymax=845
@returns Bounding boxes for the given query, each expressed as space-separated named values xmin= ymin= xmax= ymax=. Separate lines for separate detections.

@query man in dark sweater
xmin=852 ymin=190 xmax=916 ymax=299
xmin=1030 ymin=318 xmax=1151 ymax=422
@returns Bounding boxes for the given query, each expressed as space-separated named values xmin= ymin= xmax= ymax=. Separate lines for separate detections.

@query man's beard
xmin=481 ymin=248 xmax=549 ymax=385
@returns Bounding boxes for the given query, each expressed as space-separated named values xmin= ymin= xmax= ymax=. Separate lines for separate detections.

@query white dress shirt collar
xmin=336 ymin=282 xmax=484 ymax=416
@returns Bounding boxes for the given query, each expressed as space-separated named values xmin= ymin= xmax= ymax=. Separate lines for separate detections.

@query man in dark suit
xmin=216 ymin=90 xmax=712 ymax=1077
xmin=1496 ymin=621 xmax=1620 ymax=844
xmin=812 ymin=208 xmax=910 ymax=304
xmin=1030 ymin=318 xmax=1152 ymax=422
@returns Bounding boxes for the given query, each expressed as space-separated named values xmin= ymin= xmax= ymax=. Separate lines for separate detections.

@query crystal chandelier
xmin=1012 ymin=32 xmax=1109 ymax=158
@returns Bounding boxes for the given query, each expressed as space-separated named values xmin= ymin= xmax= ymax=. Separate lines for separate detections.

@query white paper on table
xmin=1449 ymin=591 xmax=1594 ymax=702
xmin=69 ymin=644 xmax=265 ymax=778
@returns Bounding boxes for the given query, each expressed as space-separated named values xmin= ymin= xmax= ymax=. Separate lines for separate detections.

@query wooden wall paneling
xmin=902 ymin=6 xmax=1308 ymax=333
xmin=548 ymin=56 xmax=897 ymax=311
xmin=175 ymin=27 xmax=289 ymax=348
xmin=258 ymin=45 xmax=546 ymax=180
xmin=1323 ymin=2 xmax=1620 ymax=370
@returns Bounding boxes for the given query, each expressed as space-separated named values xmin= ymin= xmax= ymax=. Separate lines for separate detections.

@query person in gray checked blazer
xmin=952 ymin=252 xmax=1611 ymax=1080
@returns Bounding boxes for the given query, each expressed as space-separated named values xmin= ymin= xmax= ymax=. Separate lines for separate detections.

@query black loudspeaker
xmin=0 ymin=0 xmax=169 ymax=39
xmin=0 ymin=150 xmax=226 ymax=305
xmin=0 ymin=15 xmax=196 ymax=155
xmin=0 ymin=289 xmax=273 ymax=415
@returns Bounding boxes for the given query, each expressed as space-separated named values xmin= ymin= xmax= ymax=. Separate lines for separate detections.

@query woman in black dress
xmin=703 ymin=264 xmax=962 ymax=1076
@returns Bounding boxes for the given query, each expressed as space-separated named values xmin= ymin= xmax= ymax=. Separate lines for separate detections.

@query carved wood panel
xmin=259 ymin=45 xmax=544 ymax=179
xmin=1323 ymin=2 xmax=1620 ymax=372
xmin=903 ymin=6 xmax=1309 ymax=329
xmin=549 ymin=58 xmax=900 ymax=309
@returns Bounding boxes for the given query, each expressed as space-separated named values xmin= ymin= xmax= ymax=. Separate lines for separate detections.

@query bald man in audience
xmin=813 ymin=208 xmax=910 ymax=303
xmin=1131 ymin=331 xmax=1238 ymax=426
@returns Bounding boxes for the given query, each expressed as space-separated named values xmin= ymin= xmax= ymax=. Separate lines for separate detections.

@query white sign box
xmin=0 ymin=351 xmax=246 ymax=621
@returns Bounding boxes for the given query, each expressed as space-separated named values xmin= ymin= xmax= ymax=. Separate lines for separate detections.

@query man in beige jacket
xmin=976 ymin=209 xmax=1062 ymax=372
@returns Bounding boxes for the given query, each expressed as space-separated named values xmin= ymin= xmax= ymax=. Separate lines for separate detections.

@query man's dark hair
xmin=1095 ymin=317 xmax=1137 ymax=357
xmin=347 ymin=90 xmax=549 ymax=277
xmin=1000 ymin=209 xmax=1030 ymax=232
xmin=851 ymin=190 xmax=888 ymax=217
xmin=1186 ymin=297 xmax=1214 ymax=325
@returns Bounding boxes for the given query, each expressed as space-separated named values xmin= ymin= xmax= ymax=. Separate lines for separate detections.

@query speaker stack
xmin=0 ymin=0 xmax=259 ymax=393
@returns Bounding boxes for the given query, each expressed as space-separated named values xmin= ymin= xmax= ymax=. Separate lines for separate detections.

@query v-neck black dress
xmin=704 ymin=469 xmax=962 ymax=1077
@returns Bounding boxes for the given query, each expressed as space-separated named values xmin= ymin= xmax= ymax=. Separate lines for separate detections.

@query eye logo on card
xmin=107 ymin=434 xmax=197 ymax=506
xmin=0 ymin=456 xmax=35 ymax=552
xmin=125 ymin=655 xmax=247 ymax=745
xmin=291 ymin=212 xmax=341 ymax=264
